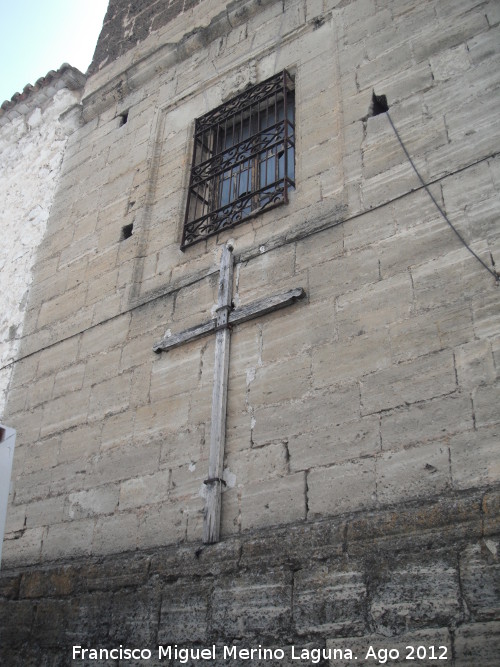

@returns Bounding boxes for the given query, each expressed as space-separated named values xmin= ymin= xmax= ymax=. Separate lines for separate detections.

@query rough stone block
xmin=454 ymin=621 xmax=500 ymax=667
xmin=83 ymin=348 xmax=122 ymax=388
xmin=240 ymin=472 xmax=306 ymax=532
xmin=160 ymin=426 xmax=206 ymax=469
xmin=80 ymin=314 xmax=130 ymax=360
xmin=313 ymin=330 xmax=391 ymax=388
xmin=411 ymin=249 xmax=488 ymax=313
xmin=134 ymin=394 xmax=190 ymax=444
xmin=65 ymin=486 xmax=119 ymax=520
xmin=249 ymin=353 xmax=310 ymax=407
xmin=252 ymin=383 xmax=361 ymax=446
xmin=119 ymin=469 xmax=171 ymax=510
xmin=25 ymin=495 xmax=65 ymax=529
xmin=150 ymin=344 xmax=201 ymax=402
xmin=0 ymin=599 xmax=38 ymax=647
xmin=473 ymin=383 xmax=500 ymax=426
xmin=137 ymin=502 xmax=186 ymax=548
xmin=294 ymin=562 xmax=366 ymax=636
xmin=109 ymin=588 xmax=160 ymax=646
xmin=449 ymin=427 xmax=500 ymax=489
xmin=377 ymin=442 xmax=451 ymax=505
xmin=172 ymin=274 xmax=218 ymax=328
xmin=336 ymin=273 xmax=413 ymax=340
xmin=36 ymin=285 xmax=87 ymax=329
xmin=226 ymin=442 xmax=288 ymax=485
xmin=36 ymin=337 xmax=79 ymax=377
xmin=370 ymin=557 xmax=461 ymax=634
xmin=360 ymin=350 xmax=457 ymax=415
xmin=52 ymin=363 xmax=86 ymax=399
xmin=39 ymin=388 xmax=91 ymax=438
xmin=1 ymin=527 xmax=43 ymax=567
xmin=307 ymin=458 xmax=376 ymax=519
xmin=41 ymin=519 xmax=94 ymax=561
xmin=288 ymin=415 xmax=380 ymax=472
xmin=309 ymin=246 xmax=380 ymax=305
xmin=100 ymin=410 xmax=135 ymax=452
xmin=158 ymin=579 xmax=210 ymax=644
xmin=88 ymin=372 xmax=132 ymax=421
xmin=26 ymin=376 xmax=55 ymax=411
xmin=381 ymin=393 xmax=473 ymax=450
xmin=236 ymin=245 xmax=296 ymax=302
xmin=58 ymin=423 xmax=101 ymax=464
xmin=92 ymin=511 xmax=139 ymax=556
xmin=4 ymin=501 xmax=26 ymax=534
xmin=460 ymin=541 xmax=500 ymax=621
xmin=92 ymin=440 xmax=160 ymax=488
xmin=211 ymin=570 xmax=292 ymax=639
xmin=23 ymin=436 xmax=60 ymax=475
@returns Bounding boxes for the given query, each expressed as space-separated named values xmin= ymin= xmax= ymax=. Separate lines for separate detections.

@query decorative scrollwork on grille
xmin=191 ymin=121 xmax=288 ymax=187
xmin=183 ymin=181 xmax=290 ymax=247
xmin=195 ymin=71 xmax=291 ymax=135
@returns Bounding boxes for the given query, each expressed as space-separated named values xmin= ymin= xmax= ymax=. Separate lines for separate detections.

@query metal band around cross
xmin=153 ymin=244 xmax=306 ymax=543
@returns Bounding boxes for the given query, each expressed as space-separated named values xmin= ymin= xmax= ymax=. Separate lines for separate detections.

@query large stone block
xmin=240 ymin=472 xmax=306 ymax=532
xmin=211 ymin=570 xmax=292 ymax=640
xmin=360 ymin=350 xmax=457 ymax=415
xmin=307 ymin=458 xmax=376 ymax=519
xmin=381 ymin=393 xmax=473 ymax=450
xmin=294 ymin=562 xmax=367 ymax=636
xmin=312 ymin=330 xmax=391 ymax=387
xmin=88 ymin=372 xmax=132 ymax=421
xmin=369 ymin=557 xmax=461 ymax=634
xmin=288 ymin=415 xmax=380 ymax=472
xmin=460 ymin=541 xmax=500 ymax=621
xmin=377 ymin=442 xmax=451 ymax=505
xmin=92 ymin=511 xmax=139 ymax=556
xmin=41 ymin=519 xmax=94 ymax=561
xmin=454 ymin=621 xmax=500 ymax=667
xmin=252 ymin=383 xmax=361 ymax=446
xmin=248 ymin=353 xmax=310 ymax=407
xmin=336 ymin=273 xmax=413 ymax=340
xmin=158 ymin=579 xmax=210 ymax=644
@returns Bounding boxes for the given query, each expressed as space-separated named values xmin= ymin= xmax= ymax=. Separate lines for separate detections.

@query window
xmin=182 ymin=70 xmax=295 ymax=249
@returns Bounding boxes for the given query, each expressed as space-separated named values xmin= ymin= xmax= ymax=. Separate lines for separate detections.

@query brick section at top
xmin=88 ymin=0 xmax=202 ymax=74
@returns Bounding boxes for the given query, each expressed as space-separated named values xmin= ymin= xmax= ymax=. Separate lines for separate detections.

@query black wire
xmin=386 ymin=110 xmax=499 ymax=283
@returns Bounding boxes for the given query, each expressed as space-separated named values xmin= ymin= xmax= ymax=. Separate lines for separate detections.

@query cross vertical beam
xmin=153 ymin=244 xmax=306 ymax=544
xmin=203 ymin=243 xmax=233 ymax=543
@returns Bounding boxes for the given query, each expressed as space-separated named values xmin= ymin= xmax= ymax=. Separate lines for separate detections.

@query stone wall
xmin=0 ymin=66 xmax=85 ymax=417
xmin=1 ymin=488 xmax=499 ymax=666
xmin=1 ymin=0 xmax=499 ymax=663
xmin=89 ymin=0 xmax=205 ymax=73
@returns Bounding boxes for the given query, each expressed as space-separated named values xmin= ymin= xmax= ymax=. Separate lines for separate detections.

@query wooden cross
xmin=153 ymin=244 xmax=305 ymax=543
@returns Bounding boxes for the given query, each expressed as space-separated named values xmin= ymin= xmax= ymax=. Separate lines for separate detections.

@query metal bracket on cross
xmin=153 ymin=244 xmax=306 ymax=543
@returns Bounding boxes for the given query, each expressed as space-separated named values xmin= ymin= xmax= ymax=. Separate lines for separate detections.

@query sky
xmin=0 ymin=0 xmax=109 ymax=104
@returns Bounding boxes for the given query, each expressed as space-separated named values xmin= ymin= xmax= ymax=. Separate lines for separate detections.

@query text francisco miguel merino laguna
xmin=73 ymin=645 xmax=363 ymax=663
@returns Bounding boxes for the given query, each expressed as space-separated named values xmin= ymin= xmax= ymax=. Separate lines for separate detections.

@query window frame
xmin=181 ymin=70 xmax=295 ymax=249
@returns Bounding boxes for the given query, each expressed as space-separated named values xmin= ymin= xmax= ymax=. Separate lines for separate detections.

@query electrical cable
xmin=386 ymin=110 xmax=499 ymax=284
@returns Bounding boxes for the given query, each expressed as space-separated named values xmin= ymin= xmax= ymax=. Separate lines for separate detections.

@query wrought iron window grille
xmin=182 ymin=70 xmax=295 ymax=249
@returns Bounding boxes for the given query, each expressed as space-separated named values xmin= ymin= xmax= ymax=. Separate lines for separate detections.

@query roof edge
xmin=0 ymin=64 xmax=87 ymax=125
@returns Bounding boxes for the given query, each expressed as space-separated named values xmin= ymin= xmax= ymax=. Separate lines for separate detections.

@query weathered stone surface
xmin=2 ymin=0 xmax=500 ymax=662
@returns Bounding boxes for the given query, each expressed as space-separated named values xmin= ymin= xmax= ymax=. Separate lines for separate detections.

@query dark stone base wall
xmin=1 ymin=487 xmax=499 ymax=666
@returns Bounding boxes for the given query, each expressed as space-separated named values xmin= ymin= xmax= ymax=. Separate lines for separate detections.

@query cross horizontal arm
xmin=153 ymin=319 xmax=216 ymax=353
xmin=152 ymin=287 xmax=306 ymax=353
xmin=228 ymin=287 xmax=305 ymax=327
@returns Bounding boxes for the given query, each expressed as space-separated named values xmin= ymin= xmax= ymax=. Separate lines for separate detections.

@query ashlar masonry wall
xmin=1 ymin=0 xmax=499 ymax=663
